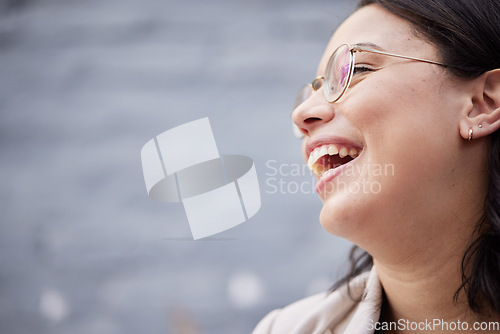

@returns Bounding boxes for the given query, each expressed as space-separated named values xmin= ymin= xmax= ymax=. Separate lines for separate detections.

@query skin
xmin=292 ymin=4 xmax=500 ymax=334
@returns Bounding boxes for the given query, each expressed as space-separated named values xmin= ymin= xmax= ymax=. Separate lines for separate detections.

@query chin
xmin=318 ymin=192 xmax=363 ymax=238
xmin=317 ymin=181 xmax=388 ymax=244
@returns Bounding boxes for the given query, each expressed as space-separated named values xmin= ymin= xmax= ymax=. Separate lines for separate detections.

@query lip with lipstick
xmin=306 ymin=140 xmax=364 ymax=194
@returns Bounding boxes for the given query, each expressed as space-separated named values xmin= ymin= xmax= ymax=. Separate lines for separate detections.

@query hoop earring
xmin=468 ymin=128 xmax=473 ymax=141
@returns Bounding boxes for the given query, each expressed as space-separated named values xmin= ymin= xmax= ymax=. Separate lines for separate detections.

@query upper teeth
xmin=307 ymin=144 xmax=360 ymax=173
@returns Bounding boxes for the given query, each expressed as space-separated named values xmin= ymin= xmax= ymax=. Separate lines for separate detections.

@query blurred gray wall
xmin=0 ymin=0 xmax=356 ymax=333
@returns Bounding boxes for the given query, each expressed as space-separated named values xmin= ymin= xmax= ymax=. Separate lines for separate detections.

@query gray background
xmin=0 ymin=0 xmax=356 ymax=333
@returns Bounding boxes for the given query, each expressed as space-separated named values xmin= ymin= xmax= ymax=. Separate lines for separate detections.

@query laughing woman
xmin=253 ymin=1 xmax=500 ymax=333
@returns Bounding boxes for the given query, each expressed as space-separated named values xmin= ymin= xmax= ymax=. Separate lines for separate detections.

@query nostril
xmin=304 ymin=117 xmax=323 ymax=124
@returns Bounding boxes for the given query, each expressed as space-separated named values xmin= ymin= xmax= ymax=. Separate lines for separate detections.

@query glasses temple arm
xmin=353 ymin=47 xmax=449 ymax=67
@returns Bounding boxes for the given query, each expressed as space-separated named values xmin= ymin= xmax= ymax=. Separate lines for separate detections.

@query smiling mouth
xmin=307 ymin=144 xmax=362 ymax=177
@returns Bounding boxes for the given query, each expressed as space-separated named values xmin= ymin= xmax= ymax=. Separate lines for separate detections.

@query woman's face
xmin=292 ymin=5 xmax=483 ymax=252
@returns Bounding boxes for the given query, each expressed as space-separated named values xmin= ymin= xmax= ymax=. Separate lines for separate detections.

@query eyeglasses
xmin=292 ymin=43 xmax=449 ymax=138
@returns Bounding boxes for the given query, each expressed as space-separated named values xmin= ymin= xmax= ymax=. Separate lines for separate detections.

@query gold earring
xmin=468 ymin=128 xmax=473 ymax=141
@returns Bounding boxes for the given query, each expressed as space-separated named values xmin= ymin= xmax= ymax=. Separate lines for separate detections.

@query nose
xmin=291 ymin=91 xmax=335 ymax=137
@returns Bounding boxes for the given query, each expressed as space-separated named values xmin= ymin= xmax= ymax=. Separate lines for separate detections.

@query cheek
xmin=349 ymin=70 xmax=457 ymax=153
xmin=322 ymin=72 xmax=462 ymax=230
xmin=364 ymin=80 xmax=458 ymax=185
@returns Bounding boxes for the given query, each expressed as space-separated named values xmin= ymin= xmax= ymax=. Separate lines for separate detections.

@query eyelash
xmin=353 ymin=66 xmax=373 ymax=75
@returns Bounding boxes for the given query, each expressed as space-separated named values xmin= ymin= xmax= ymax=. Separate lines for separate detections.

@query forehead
xmin=318 ymin=4 xmax=436 ymax=74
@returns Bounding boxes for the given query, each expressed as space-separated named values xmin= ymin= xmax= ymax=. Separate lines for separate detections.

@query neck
xmin=374 ymin=249 xmax=499 ymax=334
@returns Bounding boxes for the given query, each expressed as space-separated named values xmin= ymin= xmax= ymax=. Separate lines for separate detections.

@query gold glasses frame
xmin=292 ymin=43 xmax=449 ymax=138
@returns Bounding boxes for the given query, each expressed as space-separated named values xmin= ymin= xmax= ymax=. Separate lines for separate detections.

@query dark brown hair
xmin=332 ymin=0 xmax=500 ymax=315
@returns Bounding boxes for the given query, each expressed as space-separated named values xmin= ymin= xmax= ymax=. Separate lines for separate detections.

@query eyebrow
xmin=352 ymin=42 xmax=386 ymax=51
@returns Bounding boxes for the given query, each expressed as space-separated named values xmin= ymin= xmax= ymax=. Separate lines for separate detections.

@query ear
xmin=459 ymin=69 xmax=500 ymax=140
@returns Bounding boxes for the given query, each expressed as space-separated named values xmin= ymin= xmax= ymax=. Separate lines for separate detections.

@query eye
xmin=353 ymin=65 xmax=373 ymax=75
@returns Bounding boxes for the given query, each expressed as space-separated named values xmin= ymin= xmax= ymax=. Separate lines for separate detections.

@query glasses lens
xmin=294 ymin=84 xmax=313 ymax=109
xmin=324 ymin=44 xmax=351 ymax=102
xmin=291 ymin=84 xmax=312 ymax=139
